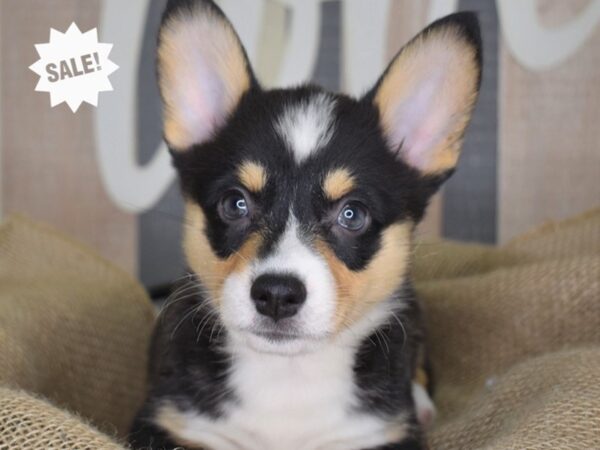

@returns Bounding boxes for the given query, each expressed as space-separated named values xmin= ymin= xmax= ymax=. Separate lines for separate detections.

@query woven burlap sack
xmin=505 ymin=209 xmax=600 ymax=260
xmin=413 ymin=209 xmax=600 ymax=281
xmin=417 ymin=209 xmax=600 ymax=449
xmin=429 ymin=348 xmax=600 ymax=449
xmin=1 ymin=210 xmax=598 ymax=449
xmin=0 ymin=216 xmax=155 ymax=447
xmin=0 ymin=387 xmax=124 ymax=449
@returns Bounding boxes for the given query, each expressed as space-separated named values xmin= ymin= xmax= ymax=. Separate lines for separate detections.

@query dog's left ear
xmin=157 ymin=0 xmax=257 ymax=151
xmin=365 ymin=12 xmax=482 ymax=177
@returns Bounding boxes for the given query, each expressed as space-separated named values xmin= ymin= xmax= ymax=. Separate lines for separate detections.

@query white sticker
xmin=29 ymin=22 xmax=119 ymax=113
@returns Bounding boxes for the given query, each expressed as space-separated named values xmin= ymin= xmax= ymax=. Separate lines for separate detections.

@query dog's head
xmin=158 ymin=0 xmax=481 ymax=355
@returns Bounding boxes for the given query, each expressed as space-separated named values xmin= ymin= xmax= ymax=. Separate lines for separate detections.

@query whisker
xmin=196 ymin=308 xmax=220 ymax=339
xmin=158 ymin=283 xmax=203 ymax=320
xmin=170 ymin=304 xmax=202 ymax=340
xmin=389 ymin=310 xmax=408 ymax=351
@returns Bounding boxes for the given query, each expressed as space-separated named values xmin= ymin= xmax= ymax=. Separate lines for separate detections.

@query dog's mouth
xmin=234 ymin=323 xmax=330 ymax=355
xmin=252 ymin=330 xmax=303 ymax=341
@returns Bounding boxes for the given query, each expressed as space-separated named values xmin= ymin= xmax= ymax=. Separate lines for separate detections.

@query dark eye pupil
xmin=337 ymin=204 xmax=367 ymax=231
xmin=235 ymin=198 xmax=247 ymax=212
xmin=221 ymin=193 xmax=250 ymax=220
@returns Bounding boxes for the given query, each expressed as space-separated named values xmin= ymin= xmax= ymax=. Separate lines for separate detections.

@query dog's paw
xmin=412 ymin=382 xmax=436 ymax=429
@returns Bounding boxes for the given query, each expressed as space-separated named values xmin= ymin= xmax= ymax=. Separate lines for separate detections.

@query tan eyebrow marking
xmin=238 ymin=161 xmax=267 ymax=192
xmin=323 ymin=168 xmax=356 ymax=201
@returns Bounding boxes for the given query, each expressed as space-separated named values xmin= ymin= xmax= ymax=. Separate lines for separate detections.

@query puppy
xmin=130 ymin=1 xmax=481 ymax=449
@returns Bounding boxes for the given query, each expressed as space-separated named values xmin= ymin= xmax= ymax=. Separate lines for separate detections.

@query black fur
xmin=366 ymin=438 xmax=425 ymax=450
xmin=353 ymin=283 xmax=423 ymax=418
xmin=130 ymin=1 xmax=482 ymax=449
xmin=130 ymin=283 xmax=426 ymax=450
xmin=171 ymin=85 xmax=446 ymax=271
xmin=129 ymin=411 xmax=181 ymax=450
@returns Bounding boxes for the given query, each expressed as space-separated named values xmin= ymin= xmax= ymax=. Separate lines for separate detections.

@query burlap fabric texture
xmin=415 ymin=209 xmax=600 ymax=449
xmin=0 ymin=216 xmax=155 ymax=449
xmin=0 ymin=210 xmax=598 ymax=449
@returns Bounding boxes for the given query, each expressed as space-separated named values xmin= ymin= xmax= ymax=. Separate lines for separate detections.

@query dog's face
xmin=158 ymin=1 xmax=481 ymax=355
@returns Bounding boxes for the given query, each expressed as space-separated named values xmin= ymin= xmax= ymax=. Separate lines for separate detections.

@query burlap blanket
xmin=0 ymin=217 xmax=155 ymax=449
xmin=0 ymin=211 xmax=598 ymax=449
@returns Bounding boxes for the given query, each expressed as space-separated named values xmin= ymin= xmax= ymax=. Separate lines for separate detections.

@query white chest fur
xmin=156 ymin=342 xmax=407 ymax=450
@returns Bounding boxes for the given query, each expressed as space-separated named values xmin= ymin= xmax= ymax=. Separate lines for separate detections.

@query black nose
xmin=250 ymin=274 xmax=307 ymax=321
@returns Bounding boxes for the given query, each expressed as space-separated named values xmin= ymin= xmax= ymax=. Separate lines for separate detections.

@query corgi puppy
xmin=130 ymin=1 xmax=481 ymax=449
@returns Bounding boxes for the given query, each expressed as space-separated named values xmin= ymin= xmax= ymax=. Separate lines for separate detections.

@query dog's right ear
xmin=364 ymin=12 xmax=482 ymax=178
xmin=157 ymin=0 xmax=257 ymax=151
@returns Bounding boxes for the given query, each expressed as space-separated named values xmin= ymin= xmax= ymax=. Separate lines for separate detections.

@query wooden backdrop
xmin=1 ymin=0 xmax=599 ymax=286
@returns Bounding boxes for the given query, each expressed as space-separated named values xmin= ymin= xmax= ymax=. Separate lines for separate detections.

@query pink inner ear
xmin=159 ymin=11 xmax=251 ymax=149
xmin=175 ymin=55 xmax=228 ymax=145
xmin=386 ymin=71 xmax=452 ymax=171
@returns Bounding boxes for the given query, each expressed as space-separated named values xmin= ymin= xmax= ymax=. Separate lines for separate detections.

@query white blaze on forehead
xmin=276 ymin=93 xmax=336 ymax=164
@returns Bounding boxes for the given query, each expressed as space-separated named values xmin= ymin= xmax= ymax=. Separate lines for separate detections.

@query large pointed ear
xmin=157 ymin=0 xmax=257 ymax=151
xmin=366 ymin=12 xmax=482 ymax=176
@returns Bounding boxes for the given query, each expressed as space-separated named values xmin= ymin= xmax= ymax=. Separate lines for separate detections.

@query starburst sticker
xmin=29 ymin=23 xmax=119 ymax=112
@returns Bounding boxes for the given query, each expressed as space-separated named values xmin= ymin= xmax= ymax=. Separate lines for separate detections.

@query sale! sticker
xmin=29 ymin=23 xmax=119 ymax=112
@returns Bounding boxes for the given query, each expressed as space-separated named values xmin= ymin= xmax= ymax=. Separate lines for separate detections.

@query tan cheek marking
xmin=316 ymin=223 xmax=412 ymax=331
xmin=374 ymin=27 xmax=479 ymax=175
xmin=183 ymin=201 xmax=260 ymax=304
xmin=238 ymin=161 xmax=267 ymax=192
xmin=159 ymin=10 xmax=251 ymax=150
xmin=323 ymin=168 xmax=356 ymax=201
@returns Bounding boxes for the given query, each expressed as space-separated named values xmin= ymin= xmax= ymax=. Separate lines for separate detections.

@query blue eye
xmin=220 ymin=192 xmax=250 ymax=221
xmin=337 ymin=203 xmax=368 ymax=231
